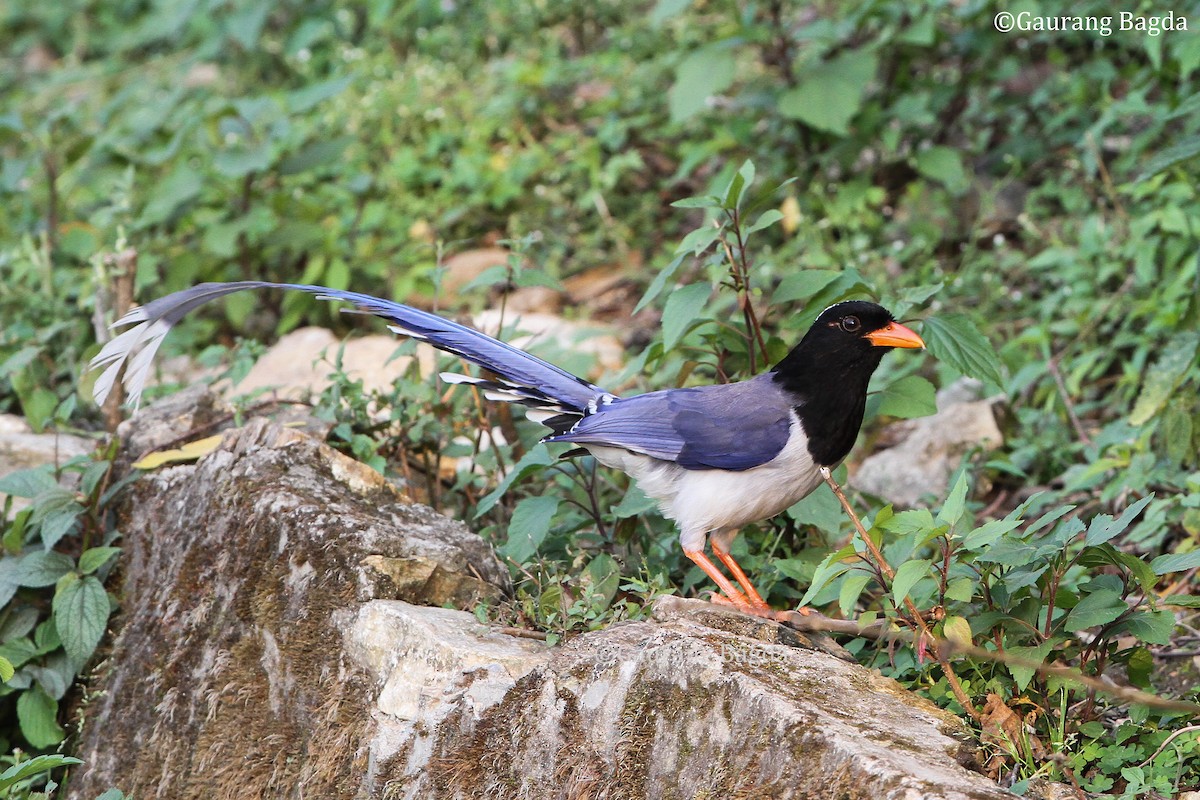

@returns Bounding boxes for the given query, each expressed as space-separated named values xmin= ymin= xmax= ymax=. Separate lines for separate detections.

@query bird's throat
xmin=771 ymin=353 xmax=882 ymax=467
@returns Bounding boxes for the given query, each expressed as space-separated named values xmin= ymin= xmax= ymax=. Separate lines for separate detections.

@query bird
xmin=90 ymin=282 xmax=925 ymax=617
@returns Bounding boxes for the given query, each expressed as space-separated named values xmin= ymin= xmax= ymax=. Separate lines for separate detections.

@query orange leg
xmin=710 ymin=538 xmax=771 ymax=612
xmin=683 ymin=548 xmax=775 ymax=620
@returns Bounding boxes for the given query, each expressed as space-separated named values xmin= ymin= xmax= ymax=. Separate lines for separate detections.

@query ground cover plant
xmin=2 ymin=1 xmax=1199 ymax=796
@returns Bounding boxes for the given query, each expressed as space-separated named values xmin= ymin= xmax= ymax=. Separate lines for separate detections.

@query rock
xmin=223 ymin=326 xmax=437 ymax=401
xmin=471 ymin=309 xmax=623 ymax=379
xmin=117 ymin=384 xmax=232 ymax=456
xmin=367 ymin=597 xmax=1007 ymax=799
xmin=0 ymin=414 xmax=93 ymax=510
xmin=345 ymin=601 xmax=551 ymax=782
xmin=504 ymin=285 xmax=563 ymax=315
xmin=852 ymin=378 xmax=1003 ymax=507
xmin=70 ymin=396 xmax=510 ymax=800
xmin=437 ymin=247 xmax=513 ymax=299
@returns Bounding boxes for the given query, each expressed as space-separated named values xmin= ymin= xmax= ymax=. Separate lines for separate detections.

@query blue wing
xmin=545 ymin=374 xmax=794 ymax=471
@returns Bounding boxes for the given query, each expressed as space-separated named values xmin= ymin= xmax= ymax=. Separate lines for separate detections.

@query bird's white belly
xmin=586 ymin=422 xmax=823 ymax=547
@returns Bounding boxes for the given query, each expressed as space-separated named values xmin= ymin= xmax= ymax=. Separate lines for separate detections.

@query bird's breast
xmin=588 ymin=416 xmax=824 ymax=536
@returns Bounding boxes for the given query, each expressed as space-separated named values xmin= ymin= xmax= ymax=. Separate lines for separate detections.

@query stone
xmin=374 ymin=598 xmax=1008 ymax=800
xmin=345 ymin=600 xmax=551 ymax=787
xmin=0 ymin=414 xmax=93 ymax=510
xmin=471 ymin=309 xmax=623 ymax=379
xmin=70 ymin=397 xmax=510 ymax=800
xmin=438 ymin=247 xmax=513 ymax=299
xmin=852 ymin=378 xmax=1003 ymax=507
xmin=222 ymin=326 xmax=437 ymax=402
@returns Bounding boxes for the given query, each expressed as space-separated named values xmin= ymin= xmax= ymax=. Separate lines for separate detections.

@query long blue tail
xmin=90 ymin=282 xmax=608 ymax=419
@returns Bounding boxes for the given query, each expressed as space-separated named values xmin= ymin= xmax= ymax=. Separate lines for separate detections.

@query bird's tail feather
xmin=90 ymin=281 xmax=607 ymax=417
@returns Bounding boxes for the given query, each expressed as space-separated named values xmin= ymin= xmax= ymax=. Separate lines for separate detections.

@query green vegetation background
xmin=1 ymin=1 xmax=1199 ymax=797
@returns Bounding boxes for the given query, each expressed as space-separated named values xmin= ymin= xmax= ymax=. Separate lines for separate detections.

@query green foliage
xmin=0 ymin=446 xmax=125 ymax=758
xmin=0 ymin=753 xmax=81 ymax=800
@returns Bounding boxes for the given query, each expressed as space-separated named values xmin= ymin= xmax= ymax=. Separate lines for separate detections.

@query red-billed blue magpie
xmin=90 ymin=282 xmax=924 ymax=616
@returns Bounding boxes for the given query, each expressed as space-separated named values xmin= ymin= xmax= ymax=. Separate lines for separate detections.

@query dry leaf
xmin=132 ymin=434 xmax=225 ymax=470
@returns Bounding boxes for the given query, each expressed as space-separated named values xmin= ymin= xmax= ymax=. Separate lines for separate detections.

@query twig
xmin=1047 ymin=356 xmax=1092 ymax=446
xmin=820 ymin=467 xmax=982 ymax=721
xmin=498 ymin=626 xmax=548 ymax=641
xmin=134 ymin=398 xmax=312 ymax=461
xmin=766 ymin=605 xmax=1200 ymax=714
xmin=1138 ymin=724 xmax=1200 ymax=766
xmin=100 ymin=248 xmax=138 ymax=431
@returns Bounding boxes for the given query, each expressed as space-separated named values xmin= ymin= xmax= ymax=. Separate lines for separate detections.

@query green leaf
xmin=0 ymin=467 xmax=57 ymax=498
xmin=14 ymin=551 xmax=74 ymax=587
xmin=17 ymin=685 xmax=64 ymax=748
xmin=921 ymin=314 xmax=1004 ymax=387
xmin=915 ymin=146 xmax=969 ymax=194
xmin=287 ymin=75 xmax=352 ymax=113
xmin=1137 ymin=134 xmax=1200 ymax=181
xmin=1084 ymin=495 xmax=1155 ymax=546
xmin=54 ymin=574 xmax=111 ymax=665
xmin=17 ymin=387 xmax=57 ymax=433
xmin=873 ymin=374 xmax=936 ymax=419
xmin=1109 ymin=548 xmax=1159 ymax=596
xmin=500 ymin=496 xmax=560 ymax=563
xmin=669 ymin=48 xmax=735 ymax=122
xmin=213 ymin=140 xmax=275 ymax=178
xmin=581 ymin=553 xmax=621 ymax=613
xmin=675 ymin=223 xmax=722 ymax=256
xmin=634 ymin=253 xmax=686 ymax=314
xmin=944 ymin=576 xmax=975 ymax=602
xmin=937 ymin=473 xmax=970 ymax=527
xmin=661 ymin=282 xmax=711 ymax=349
xmin=779 ymin=51 xmax=878 ymax=135
xmin=1129 ymin=331 xmax=1199 ymax=425
xmin=1062 ymin=589 xmax=1126 ymax=630
xmin=0 ymin=754 xmax=81 ymax=789
xmin=0 ymin=655 xmax=12 ymax=683
xmin=670 ymin=195 xmax=720 ymax=210
xmin=745 ymin=209 xmax=784 ymax=236
xmin=1111 ymin=610 xmax=1175 ymax=646
xmin=1164 ymin=594 xmax=1200 ymax=608
xmin=771 ymin=270 xmax=841 ymax=304
xmin=942 ymin=615 xmax=973 ymax=648
xmin=1150 ymin=549 xmax=1200 ymax=575
xmin=78 ymin=546 xmax=122 ymax=575
xmin=838 ymin=571 xmax=872 ymax=616
xmin=1006 ymin=641 xmax=1055 ymax=692
xmin=797 ymin=543 xmax=857 ymax=606
xmin=723 ymin=160 xmax=755 ymax=210
xmin=140 ymin=165 xmax=203 ymax=225
xmin=880 ymin=508 xmax=935 ymax=535
xmin=891 ymin=559 xmax=932 ymax=606
xmin=873 ymin=375 xmax=937 ymax=419
xmin=612 ymin=484 xmax=657 ymax=518
xmin=474 ymin=445 xmax=555 ymax=516
xmin=280 ymin=136 xmax=354 ymax=176
xmin=960 ymin=515 xmax=1024 ymax=550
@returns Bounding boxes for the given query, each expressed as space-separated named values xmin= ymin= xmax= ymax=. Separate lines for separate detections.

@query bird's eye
xmin=841 ymin=316 xmax=861 ymax=333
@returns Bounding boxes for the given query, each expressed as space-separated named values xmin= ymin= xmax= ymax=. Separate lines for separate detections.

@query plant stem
xmin=820 ymin=467 xmax=982 ymax=722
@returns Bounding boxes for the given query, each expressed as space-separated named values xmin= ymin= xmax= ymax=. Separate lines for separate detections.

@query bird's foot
xmin=709 ymin=591 xmax=778 ymax=620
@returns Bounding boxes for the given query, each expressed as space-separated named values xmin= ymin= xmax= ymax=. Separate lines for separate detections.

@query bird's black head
xmin=771 ymin=300 xmax=924 ymax=465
